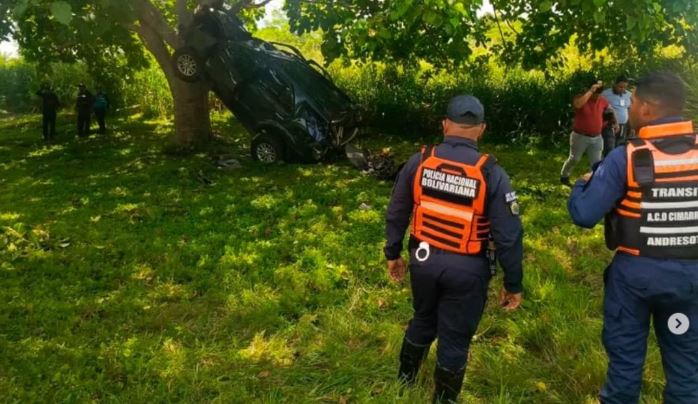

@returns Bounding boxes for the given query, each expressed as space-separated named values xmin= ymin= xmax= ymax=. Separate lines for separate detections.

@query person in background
xmin=76 ymin=83 xmax=93 ymax=138
xmin=602 ymin=108 xmax=617 ymax=158
xmin=93 ymin=88 xmax=109 ymax=134
xmin=602 ymin=76 xmax=633 ymax=152
xmin=36 ymin=83 xmax=59 ymax=142
xmin=560 ymin=79 xmax=617 ymax=185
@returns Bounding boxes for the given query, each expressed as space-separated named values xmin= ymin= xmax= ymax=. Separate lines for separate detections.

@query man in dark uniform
xmin=36 ymin=84 xmax=59 ymax=141
xmin=75 ymin=84 xmax=93 ymax=137
xmin=568 ymin=72 xmax=698 ymax=403
xmin=384 ymin=95 xmax=524 ymax=403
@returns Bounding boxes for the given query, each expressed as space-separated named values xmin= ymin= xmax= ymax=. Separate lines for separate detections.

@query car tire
xmin=173 ymin=47 xmax=203 ymax=82
xmin=251 ymin=133 xmax=285 ymax=163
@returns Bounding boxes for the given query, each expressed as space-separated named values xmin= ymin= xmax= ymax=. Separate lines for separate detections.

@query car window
xmin=265 ymin=69 xmax=294 ymax=117
xmin=232 ymin=70 xmax=293 ymax=121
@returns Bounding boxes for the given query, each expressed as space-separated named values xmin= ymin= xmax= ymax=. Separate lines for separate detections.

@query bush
xmin=329 ymin=58 xmax=697 ymax=145
xmin=0 ymin=57 xmax=36 ymax=113
xmin=0 ymin=56 xmax=97 ymax=114
xmin=330 ymin=62 xmax=576 ymax=145
xmin=120 ymin=62 xmax=173 ymax=118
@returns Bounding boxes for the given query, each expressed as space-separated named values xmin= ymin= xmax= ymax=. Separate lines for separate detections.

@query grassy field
xmin=0 ymin=113 xmax=666 ymax=403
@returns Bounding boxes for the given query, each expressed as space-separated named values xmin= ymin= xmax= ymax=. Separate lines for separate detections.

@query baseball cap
xmin=446 ymin=95 xmax=485 ymax=125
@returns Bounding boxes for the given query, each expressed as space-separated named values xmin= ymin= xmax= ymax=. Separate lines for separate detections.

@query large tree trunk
xmin=135 ymin=1 xmax=213 ymax=147
xmin=171 ymin=79 xmax=212 ymax=146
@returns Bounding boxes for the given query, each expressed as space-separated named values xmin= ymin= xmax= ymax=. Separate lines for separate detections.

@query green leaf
xmin=626 ymin=16 xmax=637 ymax=30
xmin=13 ymin=0 xmax=30 ymax=18
xmin=593 ymin=11 xmax=604 ymax=24
xmin=50 ymin=1 xmax=73 ymax=26
xmin=540 ymin=1 xmax=553 ymax=12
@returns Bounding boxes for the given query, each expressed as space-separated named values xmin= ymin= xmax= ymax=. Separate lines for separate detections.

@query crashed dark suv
xmin=173 ymin=6 xmax=360 ymax=163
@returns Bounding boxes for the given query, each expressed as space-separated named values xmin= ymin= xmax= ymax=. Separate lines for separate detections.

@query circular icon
xmin=668 ymin=313 xmax=690 ymax=335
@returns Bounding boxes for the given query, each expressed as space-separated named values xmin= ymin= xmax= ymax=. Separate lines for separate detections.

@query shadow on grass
xmin=0 ymin=114 xmax=668 ymax=402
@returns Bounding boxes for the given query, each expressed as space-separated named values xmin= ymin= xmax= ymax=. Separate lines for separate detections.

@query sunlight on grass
xmin=240 ymin=332 xmax=296 ymax=366
xmin=27 ymin=144 xmax=65 ymax=158
xmin=0 ymin=212 xmax=21 ymax=222
xmin=0 ymin=114 xmax=669 ymax=402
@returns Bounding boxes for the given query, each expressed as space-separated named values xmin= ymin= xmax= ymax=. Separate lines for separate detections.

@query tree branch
xmin=134 ymin=0 xmax=182 ymax=49
xmin=230 ymin=0 xmax=274 ymax=14
xmin=134 ymin=21 xmax=175 ymax=89
xmin=490 ymin=3 xmax=513 ymax=73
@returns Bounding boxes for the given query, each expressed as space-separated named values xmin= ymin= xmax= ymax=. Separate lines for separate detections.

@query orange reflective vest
xmin=606 ymin=121 xmax=698 ymax=259
xmin=411 ymin=145 xmax=493 ymax=255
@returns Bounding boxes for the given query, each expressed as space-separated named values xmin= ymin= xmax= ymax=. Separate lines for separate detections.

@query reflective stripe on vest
xmin=607 ymin=120 xmax=698 ymax=259
xmin=411 ymin=145 xmax=490 ymax=255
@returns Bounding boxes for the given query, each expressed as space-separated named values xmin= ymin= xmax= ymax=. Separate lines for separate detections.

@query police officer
xmin=76 ymin=84 xmax=93 ymax=137
xmin=568 ymin=71 xmax=698 ymax=403
xmin=384 ymin=95 xmax=524 ymax=403
xmin=36 ymin=83 xmax=60 ymax=141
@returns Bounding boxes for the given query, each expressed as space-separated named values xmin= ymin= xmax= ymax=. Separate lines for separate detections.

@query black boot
xmin=397 ymin=338 xmax=430 ymax=385
xmin=433 ymin=365 xmax=465 ymax=403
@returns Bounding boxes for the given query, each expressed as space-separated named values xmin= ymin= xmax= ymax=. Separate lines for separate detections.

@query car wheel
xmin=251 ymin=133 xmax=285 ymax=163
xmin=173 ymin=47 xmax=202 ymax=82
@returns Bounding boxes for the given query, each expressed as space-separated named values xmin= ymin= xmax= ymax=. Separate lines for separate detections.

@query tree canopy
xmin=2 ymin=1 xmax=696 ymax=73
xmin=286 ymin=0 xmax=697 ymax=68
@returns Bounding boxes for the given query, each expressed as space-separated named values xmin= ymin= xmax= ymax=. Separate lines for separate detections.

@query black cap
xmin=446 ymin=95 xmax=485 ymax=125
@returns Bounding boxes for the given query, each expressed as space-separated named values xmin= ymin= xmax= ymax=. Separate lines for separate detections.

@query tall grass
xmin=120 ymin=62 xmax=173 ymax=118
xmin=0 ymin=56 xmax=103 ymax=114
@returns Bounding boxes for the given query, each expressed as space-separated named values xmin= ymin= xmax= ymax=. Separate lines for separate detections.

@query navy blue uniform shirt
xmin=384 ymin=136 xmax=524 ymax=293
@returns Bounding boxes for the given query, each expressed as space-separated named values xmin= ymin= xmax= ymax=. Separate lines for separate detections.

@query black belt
xmin=408 ymin=236 xmax=487 ymax=258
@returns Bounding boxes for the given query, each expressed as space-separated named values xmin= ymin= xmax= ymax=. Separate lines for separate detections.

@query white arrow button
xmin=669 ymin=313 xmax=690 ymax=335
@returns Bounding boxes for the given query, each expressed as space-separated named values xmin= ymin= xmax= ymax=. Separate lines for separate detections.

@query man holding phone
xmin=560 ymin=79 xmax=616 ymax=186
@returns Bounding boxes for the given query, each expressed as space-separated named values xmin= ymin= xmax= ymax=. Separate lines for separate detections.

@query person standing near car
xmin=93 ymin=88 xmax=109 ymax=134
xmin=568 ymin=71 xmax=698 ymax=403
xmin=560 ymin=79 xmax=617 ymax=185
xmin=36 ymin=83 xmax=59 ymax=141
xmin=602 ymin=76 xmax=632 ymax=151
xmin=76 ymin=83 xmax=93 ymax=137
xmin=384 ymin=95 xmax=524 ymax=403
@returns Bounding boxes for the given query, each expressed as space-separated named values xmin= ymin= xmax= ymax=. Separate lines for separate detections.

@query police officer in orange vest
xmin=384 ymin=95 xmax=524 ymax=403
xmin=568 ymin=72 xmax=698 ymax=403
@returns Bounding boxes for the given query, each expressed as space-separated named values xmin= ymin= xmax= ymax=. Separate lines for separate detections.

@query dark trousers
xmin=616 ymin=124 xmax=628 ymax=146
xmin=602 ymin=125 xmax=615 ymax=158
xmin=405 ymin=247 xmax=490 ymax=371
xmin=601 ymin=254 xmax=698 ymax=404
xmin=94 ymin=108 xmax=106 ymax=134
xmin=42 ymin=111 xmax=56 ymax=140
xmin=77 ymin=111 xmax=91 ymax=137
xmin=602 ymin=124 xmax=629 ymax=157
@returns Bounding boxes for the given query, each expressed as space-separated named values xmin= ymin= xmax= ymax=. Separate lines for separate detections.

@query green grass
xmin=0 ymin=113 xmax=666 ymax=403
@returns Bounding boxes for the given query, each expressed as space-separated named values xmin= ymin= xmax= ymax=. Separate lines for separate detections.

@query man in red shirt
xmin=560 ymin=79 xmax=617 ymax=185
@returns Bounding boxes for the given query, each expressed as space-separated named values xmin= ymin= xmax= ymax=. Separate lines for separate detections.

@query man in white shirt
xmin=601 ymin=76 xmax=632 ymax=154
